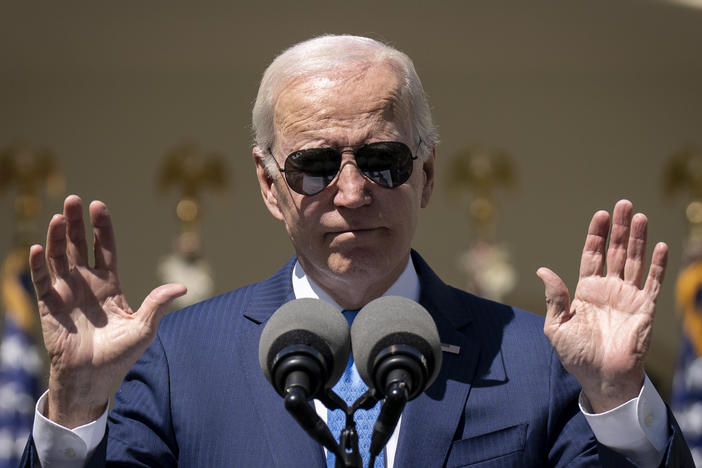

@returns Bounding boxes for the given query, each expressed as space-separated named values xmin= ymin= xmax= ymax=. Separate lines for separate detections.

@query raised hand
xmin=29 ymin=195 xmax=186 ymax=428
xmin=537 ymin=200 xmax=668 ymax=413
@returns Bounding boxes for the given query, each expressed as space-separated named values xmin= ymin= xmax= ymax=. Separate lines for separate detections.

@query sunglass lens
xmin=284 ymin=148 xmax=341 ymax=195
xmin=357 ymin=142 xmax=414 ymax=188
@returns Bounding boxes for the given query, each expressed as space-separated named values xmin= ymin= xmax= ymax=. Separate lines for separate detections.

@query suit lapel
xmin=237 ymin=257 xmax=327 ymax=468
xmin=241 ymin=257 xmax=297 ymax=325
xmin=237 ymin=252 xmax=503 ymax=467
xmin=393 ymin=252 xmax=490 ymax=467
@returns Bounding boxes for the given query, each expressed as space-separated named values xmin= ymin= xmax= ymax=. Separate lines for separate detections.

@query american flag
xmin=0 ymin=249 xmax=43 ymax=468
xmin=672 ymin=261 xmax=702 ymax=467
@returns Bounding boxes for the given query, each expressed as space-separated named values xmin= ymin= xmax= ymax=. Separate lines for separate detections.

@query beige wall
xmin=2 ymin=0 xmax=702 ymax=398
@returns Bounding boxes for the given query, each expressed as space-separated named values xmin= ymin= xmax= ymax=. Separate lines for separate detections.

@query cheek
xmin=271 ymin=182 xmax=302 ymax=229
xmin=283 ymin=197 xmax=323 ymax=238
xmin=380 ymin=189 xmax=421 ymax=232
xmin=406 ymin=173 xmax=428 ymax=208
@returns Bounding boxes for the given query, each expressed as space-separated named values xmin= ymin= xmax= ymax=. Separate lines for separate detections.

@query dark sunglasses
xmin=269 ymin=140 xmax=421 ymax=196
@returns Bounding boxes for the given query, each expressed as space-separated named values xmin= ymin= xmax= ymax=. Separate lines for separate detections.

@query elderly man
xmin=21 ymin=35 xmax=692 ymax=467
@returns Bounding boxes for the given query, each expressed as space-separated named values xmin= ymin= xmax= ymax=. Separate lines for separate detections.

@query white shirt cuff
xmin=580 ymin=374 xmax=668 ymax=468
xmin=32 ymin=390 xmax=108 ymax=467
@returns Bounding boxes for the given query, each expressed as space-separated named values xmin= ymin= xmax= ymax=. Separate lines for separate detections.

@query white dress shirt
xmin=292 ymin=258 xmax=420 ymax=468
xmin=32 ymin=257 xmax=669 ymax=467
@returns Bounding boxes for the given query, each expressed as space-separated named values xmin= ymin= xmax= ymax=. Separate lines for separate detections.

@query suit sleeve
xmin=545 ymin=347 xmax=694 ymax=467
xmin=597 ymin=406 xmax=694 ymax=468
xmin=545 ymin=346 xmax=601 ymax=466
xmin=17 ymin=332 xmax=177 ymax=468
xmin=658 ymin=407 xmax=696 ymax=467
xmin=98 ymin=331 xmax=177 ymax=467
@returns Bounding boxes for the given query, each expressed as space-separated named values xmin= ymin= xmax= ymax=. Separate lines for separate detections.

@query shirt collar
xmin=291 ymin=257 xmax=420 ymax=311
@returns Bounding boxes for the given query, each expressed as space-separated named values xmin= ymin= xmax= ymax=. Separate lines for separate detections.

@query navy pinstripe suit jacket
xmin=22 ymin=251 xmax=692 ymax=467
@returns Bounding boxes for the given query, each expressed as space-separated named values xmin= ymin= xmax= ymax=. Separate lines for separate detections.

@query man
xmin=20 ymin=35 xmax=692 ymax=467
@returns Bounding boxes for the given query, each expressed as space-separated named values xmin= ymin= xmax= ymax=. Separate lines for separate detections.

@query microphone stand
xmin=279 ymin=351 xmax=419 ymax=468
xmin=318 ymin=388 xmax=380 ymax=468
xmin=368 ymin=377 xmax=408 ymax=464
xmin=278 ymin=353 xmax=402 ymax=468
xmin=282 ymin=366 xmax=340 ymax=456
xmin=273 ymin=345 xmax=386 ymax=467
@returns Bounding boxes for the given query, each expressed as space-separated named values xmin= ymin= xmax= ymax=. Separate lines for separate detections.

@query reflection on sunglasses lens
xmin=284 ymin=142 xmax=414 ymax=195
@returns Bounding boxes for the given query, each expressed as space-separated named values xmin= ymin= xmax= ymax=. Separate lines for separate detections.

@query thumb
xmin=137 ymin=283 xmax=187 ymax=332
xmin=536 ymin=267 xmax=571 ymax=328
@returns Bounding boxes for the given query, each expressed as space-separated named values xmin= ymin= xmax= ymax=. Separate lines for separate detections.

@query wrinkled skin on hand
xmin=537 ymin=199 xmax=667 ymax=413
xmin=30 ymin=195 xmax=186 ymax=428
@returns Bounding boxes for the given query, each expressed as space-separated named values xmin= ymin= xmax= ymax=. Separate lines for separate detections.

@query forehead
xmin=272 ymin=62 xmax=411 ymax=146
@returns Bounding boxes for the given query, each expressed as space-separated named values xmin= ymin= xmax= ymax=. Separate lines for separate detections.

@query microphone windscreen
xmin=259 ymin=298 xmax=351 ymax=390
xmin=351 ymin=296 xmax=442 ymax=391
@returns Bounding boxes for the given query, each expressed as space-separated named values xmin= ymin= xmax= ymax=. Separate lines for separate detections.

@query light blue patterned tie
xmin=326 ymin=310 xmax=384 ymax=468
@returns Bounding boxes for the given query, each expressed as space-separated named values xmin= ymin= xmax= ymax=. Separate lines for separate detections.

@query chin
xmin=326 ymin=248 xmax=394 ymax=279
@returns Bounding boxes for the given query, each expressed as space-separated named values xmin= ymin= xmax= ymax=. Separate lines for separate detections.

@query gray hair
xmin=252 ymin=35 xmax=438 ymax=168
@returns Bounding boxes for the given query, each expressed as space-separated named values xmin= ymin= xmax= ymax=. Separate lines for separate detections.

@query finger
xmin=605 ymin=200 xmax=633 ymax=279
xmin=579 ymin=210 xmax=610 ymax=278
xmin=90 ymin=200 xmax=117 ymax=271
xmin=29 ymin=244 xmax=53 ymax=300
xmin=643 ymin=242 xmax=668 ymax=301
xmin=537 ymin=267 xmax=572 ymax=336
xmin=623 ymin=213 xmax=648 ymax=287
xmin=64 ymin=195 xmax=89 ymax=268
xmin=45 ymin=214 xmax=69 ymax=278
xmin=137 ymin=283 xmax=188 ymax=333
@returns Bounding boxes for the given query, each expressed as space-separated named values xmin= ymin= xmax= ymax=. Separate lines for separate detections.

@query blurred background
xmin=1 ymin=0 xmax=702 ymax=463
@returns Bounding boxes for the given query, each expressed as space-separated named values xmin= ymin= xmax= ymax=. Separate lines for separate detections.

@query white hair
xmin=252 ymin=35 xmax=438 ymax=167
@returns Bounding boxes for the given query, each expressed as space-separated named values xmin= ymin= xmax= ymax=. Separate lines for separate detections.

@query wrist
xmin=46 ymin=391 xmax=107 ymax=428
xmin=581 ymin=371 xmax=645 ymax=413
xmin=47 ymin=372 xmax=110 ymax=428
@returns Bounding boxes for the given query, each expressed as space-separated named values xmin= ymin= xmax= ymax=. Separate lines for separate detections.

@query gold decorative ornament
xmin=447 ymin=145 xmax=516 ymax=241
xmin=447 ymin=145 xmax=517 ymax=301
xmin=0 ymin=141 xmax=64 ymax=247
xmin=664 ymin=145 xmax=702 ymax=243
xmin=156 ymin=141 xmax=230 ymax=309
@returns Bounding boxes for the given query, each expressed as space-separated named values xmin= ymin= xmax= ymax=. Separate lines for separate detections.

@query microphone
xmin=259 ymin=298 xmax=350 ymax=397
xmin=258 ymin=298 xmax=351 ymax=455
xmin=350 ymin=296 xmax=442 ymax=461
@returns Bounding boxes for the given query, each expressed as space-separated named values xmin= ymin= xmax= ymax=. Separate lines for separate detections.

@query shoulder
xmin=412 ymin=250 xmax=550 ymax=358
xmin=447 ymin=285 xmax=550 ymax=348
xmin=159 ymin=284 xmax=256 ymax=330
xmin=157 ymin=255 xmax=297 ymax=339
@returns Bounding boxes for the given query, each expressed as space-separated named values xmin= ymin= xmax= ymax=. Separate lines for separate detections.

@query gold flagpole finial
xmin=447 ymin=145 xmax=518 ymax=301
xmin=157 ymin=140 xmax=229 ymax=231
xmin=664 ymin=145 xmax=702 ymax=262
xmin=447 ymin=145 xmax=516 ymax=242
xmin=0 ymin=141 xmax=64 ymax=248
xmin=156 ymin=141 xmax=230 ymax=309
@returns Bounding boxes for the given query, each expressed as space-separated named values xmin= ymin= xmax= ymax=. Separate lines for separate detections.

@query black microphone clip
xmin=319 ymin=387 xmax=380 ymax=468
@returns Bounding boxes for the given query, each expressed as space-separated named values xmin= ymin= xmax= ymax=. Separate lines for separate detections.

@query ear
xmin=253 ymin=146 xmax=285 ymax=222
xmin=420 ymin=148 xmax=435 ymax=208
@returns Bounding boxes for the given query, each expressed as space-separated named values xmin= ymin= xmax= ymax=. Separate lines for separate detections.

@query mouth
xmin=326 ymin=227 xmax=384 ymax=241
xmin=329 ymin=226 xmax=380 ymax=234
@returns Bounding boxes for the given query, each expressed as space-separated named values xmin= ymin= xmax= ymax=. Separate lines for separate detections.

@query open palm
xmin=538 ymin=200 xmax=667 ymax=413
xmin=30 ymin=195 xmax=185 ymax=427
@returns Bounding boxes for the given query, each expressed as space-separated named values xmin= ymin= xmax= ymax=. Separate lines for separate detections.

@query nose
xmin=333 ymin=158 xmax=371 ymax=209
